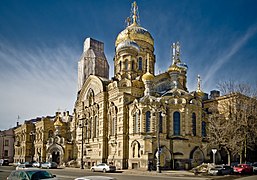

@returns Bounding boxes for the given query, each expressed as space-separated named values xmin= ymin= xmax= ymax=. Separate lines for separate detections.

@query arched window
xmin=131 ymin=61 xmax=134 ymax=71
xmin=87 ymin=89 xmax=94 ymax=106
xmin=145 ymin=111 xmax=151 ymax=133
xmin=89 ymin=117 xmax=92 ymax=139
xmin=202 ymin=121 xmax=206 ymax=137
xmin=173 ymin=111 xmax=180 ymax=135
xmin=192 ymin=113 xmax=196 ymax=136
xmin=119 ymin=61 xmax=122 ymax=71
xmin=159 ymin=112 xmax=163 ymax=133
xmin=133 ymin=112 xmax=139 ymax=133
xmin=138 ymin=57 xmax=142 ymax=70
xmin=125 ymin=59 xmax=128 ymax=70
xmin=145 ymin=58 xmax=148 ymax=71
xmin=48 ymin=130 xmax=54 ymax=138
xmin=112 ymin=117 xmax=116 ymax=135
xmin=93 ymin=116 xmax=97 ymax=138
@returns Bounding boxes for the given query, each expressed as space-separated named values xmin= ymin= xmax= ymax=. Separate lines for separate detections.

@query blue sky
xmin=0 ymin=0 xmax=257 ymax=130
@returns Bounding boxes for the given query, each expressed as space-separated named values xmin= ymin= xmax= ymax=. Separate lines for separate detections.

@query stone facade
xmin=73 ymin=2 xmax=209 ymax=170
xmin=13 ymin=112 xmax=73 ymax=165
xmin=0 ymin=128 xmax=15 ymax=162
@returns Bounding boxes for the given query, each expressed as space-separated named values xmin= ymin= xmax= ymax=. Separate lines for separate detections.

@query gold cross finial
xmin=197 ymin=75 xmax=201 ymax=91
xmin=132 ymin=1 xmax=138 ymax=25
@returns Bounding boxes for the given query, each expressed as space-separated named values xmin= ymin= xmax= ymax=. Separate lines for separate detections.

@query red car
xmin=233 ymin=164 xmax=253 ymax=174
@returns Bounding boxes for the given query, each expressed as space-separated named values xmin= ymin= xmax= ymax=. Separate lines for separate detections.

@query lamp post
xmin=212 ymin=149 xmax=217 ymax=165
xmin=156 ymin=117 xmax=161 ymax=173
xmin=79 ymin=118 xmax=87 ymax=169
xmin=156 ymin=112 xmax=166 ymax=173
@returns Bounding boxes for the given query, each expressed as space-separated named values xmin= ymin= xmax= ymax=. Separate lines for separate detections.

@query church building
xmin=73 ymin=2 xmax=209 ymax=170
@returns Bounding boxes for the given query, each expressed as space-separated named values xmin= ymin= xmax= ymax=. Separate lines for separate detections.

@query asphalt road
xmin=1 ymin=165 xmax=257 ymax=180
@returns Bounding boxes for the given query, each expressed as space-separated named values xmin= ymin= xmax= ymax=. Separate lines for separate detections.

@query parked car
xmin=74 ymin=176 xmax=117 ymax=180
xmin=208 ymin=165 xmax=233 ymax=175
xmin=233 ymin=164 xmax=253 ymax=174
xmin=32 ymin=161 xmax=41 ymax=168
xmin=41 ymin=162 xmax=58 ymax=169
xmin=90 ymin=163 xmax=116 ymax=173
xmin=0 ymin=159 xmax=9 ymax=166
xmin=7 ymin=169 xmax=58 ymax=180
xmin=16 ymin=163 xmax=34 ymax=170
xmin=252 ymin=162 xmax=257 ymax=174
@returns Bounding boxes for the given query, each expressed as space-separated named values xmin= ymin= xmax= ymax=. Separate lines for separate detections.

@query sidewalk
xmin=121 ymin=169 xmax=199 ymax=177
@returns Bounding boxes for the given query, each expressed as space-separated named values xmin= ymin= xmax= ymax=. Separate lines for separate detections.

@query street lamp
xmin=79 ymin=118 xmax=87 ymax=169
xmin=156 ymin=112 xmax=166 ymax=173
xmin=212 ymin=148 xmax=217 ymax=165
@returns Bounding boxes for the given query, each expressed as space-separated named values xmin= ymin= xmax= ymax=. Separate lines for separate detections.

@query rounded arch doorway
xmin=46 ymin=144 xmax=64 ymax=165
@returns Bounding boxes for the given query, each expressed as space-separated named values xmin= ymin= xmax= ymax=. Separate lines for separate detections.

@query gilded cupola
xmin=113 ymin=1 xmax=156 ymax=81
xmin=54 ymin=113 xmax=63 ymax=127
xmin=115 ymin=1 xmax=154 ymax=48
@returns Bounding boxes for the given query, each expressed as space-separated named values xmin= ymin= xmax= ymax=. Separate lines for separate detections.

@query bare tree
xmin=206 ymin=81 xmax=257 ymax=164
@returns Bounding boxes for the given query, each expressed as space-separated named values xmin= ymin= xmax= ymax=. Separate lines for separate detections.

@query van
xmin=0 ymin=159 xmax=9 ymax=166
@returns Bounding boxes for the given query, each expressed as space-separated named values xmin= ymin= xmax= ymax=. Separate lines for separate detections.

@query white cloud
xmin=203 ymin=25 xmax=257 ymax=90
xmin=0 ymin=39 xmax=79 ymax=130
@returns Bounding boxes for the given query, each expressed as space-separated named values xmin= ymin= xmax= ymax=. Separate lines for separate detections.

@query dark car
xmin=208 ymin=165 xmax=233 ymax=175
xmin=7 ymin=169 xmax=58 ymax=180
xmin=0 ymin=159 xmax=9 ymax=166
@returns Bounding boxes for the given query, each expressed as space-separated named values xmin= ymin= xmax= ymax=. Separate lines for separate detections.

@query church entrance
xmin=46 ymin=143 xmax=64 ymax=165
xmin=52 ymin=151 xmax=60 ymax=164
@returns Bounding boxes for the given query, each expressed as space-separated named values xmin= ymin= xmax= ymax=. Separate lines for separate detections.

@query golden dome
xmin=54 ymin=116 xmax=63 ymax=127
xmin=115 ymin=25 xmax=154 ymax=47
xmin=168 ymin=64 xmax=182 ymax=72
xmin=196 ymin=89 xmax=205 ymax=97
xmin=142 ymin=72 xmax=154 ymax=81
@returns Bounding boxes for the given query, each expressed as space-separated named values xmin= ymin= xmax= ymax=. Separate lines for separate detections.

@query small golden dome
xmin=54 ymin=116 xmax=63 ymax=127
xmin=142 ymin=72 xmax=154 ymax=81
xmin=168 ymin=64 xmax=181 ymax=72
xmin=196 ymin=89 xmax=205 ymax=97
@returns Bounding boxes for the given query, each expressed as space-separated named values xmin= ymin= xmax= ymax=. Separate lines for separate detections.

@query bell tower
xmin=114 ymin=1 xmax=155 ymax=81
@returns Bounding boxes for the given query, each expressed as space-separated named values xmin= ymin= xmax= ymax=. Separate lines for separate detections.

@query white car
xmin=41 ymin=162 xmax=58 ymax=169
xmin=32 ymin=161 xmax=41 ymax=168
xmin=90 ymin=163 xmax=116 ymax=173
xmin=74 ymin=176 xmax=116 ymax=180
xmin=16 ymin=163 xmax=34 ymax=170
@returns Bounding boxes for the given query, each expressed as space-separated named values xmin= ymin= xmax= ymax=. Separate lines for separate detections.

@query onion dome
xmin=142 ymin=72 xmax=154 ymax=81
xmin=54 ymin=116 xmax=63 ymax=127
xmin=115 ymin=1 xmax=154 ymax=48
xmin=197 ymin=89 xmax=205 ymax=97
xmin=168 ymin=64 xmax=182 ymax=72
xmin=116 ymin=39 xmax=140 ymax=52
xmin=116 ymin=25 xmax=154 ymax=47
xmin=177 ymin=63 xmax=188 ymax=71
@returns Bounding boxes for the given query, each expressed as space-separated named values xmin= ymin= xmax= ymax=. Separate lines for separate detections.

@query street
xmin=1 ymin=165 xmax=257 ymax=180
